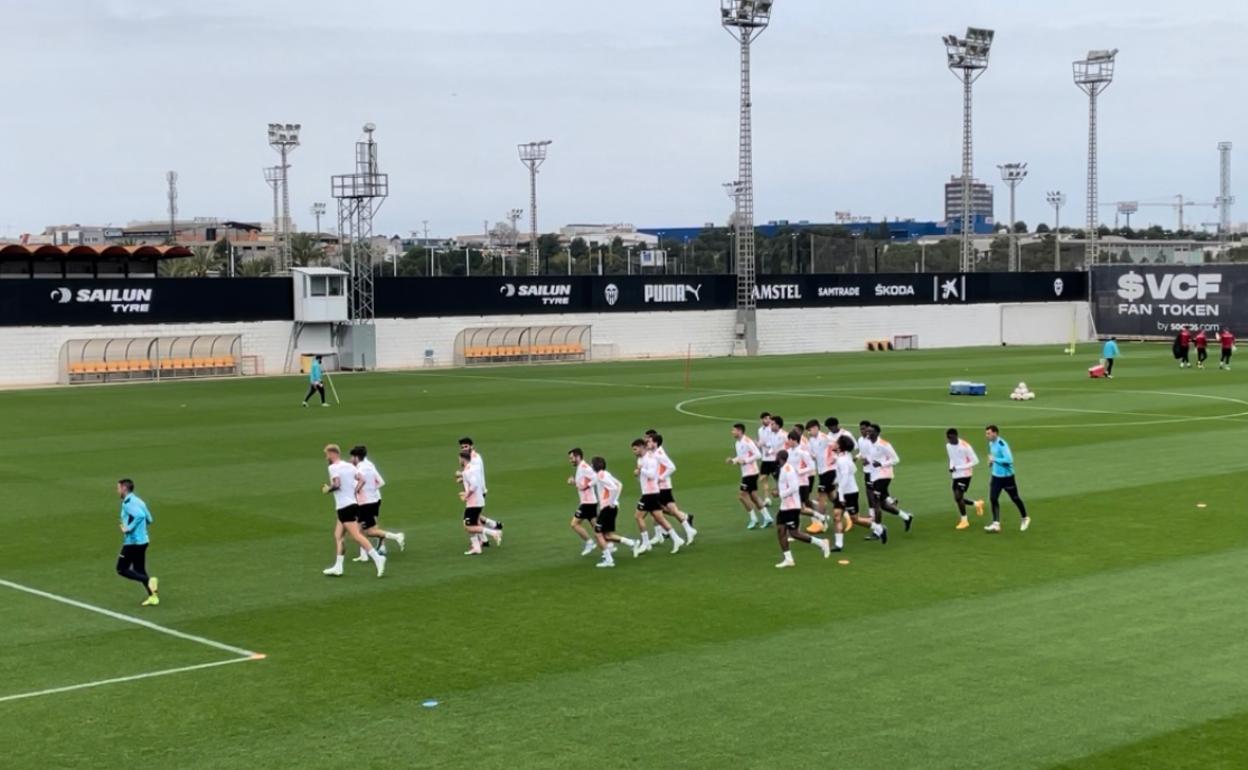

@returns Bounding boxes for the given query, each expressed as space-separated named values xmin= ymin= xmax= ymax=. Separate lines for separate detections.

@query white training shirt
xmin=470 ymin=450 xmax=486 ymax=494
xmin=857 ymin=436 xmax=876 ymax=482
xmin=757 ymin=425 xmax=774 ymax=460
xmin=790 ymin=443 xmax=816 ymax=483
xmin=596 ymin=469 xmax=623 ymax=508
xmin=462 ymin=464 xmax=485 ymax=508
xmin=356 ymin=458 xmax=384 ymax=504
xmin=778 ymin=462 xmax=802 ymax=511
xmin=947 ymin=439 xmax=980 ymax=479
xmin=654 ymin=446 xmax=676 ymax=490
xmin=809 ymin=431 xmax=830 ymax=473
xmin=637 ymin=452 xmax=661 ymax=494
xmin=328 ymin=460 xmax=358 ymax=511
xmin=734 ymin=437 xmax=761 ymax=477
xmin=873 ymin=438 xmax=899 ymax=480
xmin=834 ymin=452 xmax=859 ymax=496
xmin=574 ymin=461 xmax=597 ymax=504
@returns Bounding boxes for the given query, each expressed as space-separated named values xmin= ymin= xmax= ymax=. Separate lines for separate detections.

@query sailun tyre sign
xmin=51 ymin=287 xmax=153 ymax=314
xmin=1092 ymin=265 xmax=1240 ymax=337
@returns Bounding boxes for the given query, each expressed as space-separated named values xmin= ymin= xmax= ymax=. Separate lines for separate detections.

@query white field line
xmin=407 ymin=370 xmax=1244 ymax=426
xmin=0 ymin=657 xmax=255 ymax=705
xmin=0 ymin=578 xmax=257 ymax=658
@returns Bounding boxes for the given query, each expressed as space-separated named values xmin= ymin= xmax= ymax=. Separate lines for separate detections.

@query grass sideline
xmin=3 ymin=344 xmax=1247 ymax=769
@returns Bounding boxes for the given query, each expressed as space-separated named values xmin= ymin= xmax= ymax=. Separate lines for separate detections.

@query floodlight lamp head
xmin=518 ymin=140 xmax=552 ymax=164
xmin=720 ymin=0 xmax=772 ymax=37
xmin=1074 ymin=48 xmax=1118 ymax=91
xmin=1046 ymin=191 xmax=1066 ymax=206
xmin=945 ymin=26 xmax=994 ymax=72
xmin=363 ymin=122 xmax=376 ymax=134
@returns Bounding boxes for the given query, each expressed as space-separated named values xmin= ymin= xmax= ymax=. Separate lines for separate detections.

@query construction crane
xmin=1102 ymin=196 xmax=1215 ymax=232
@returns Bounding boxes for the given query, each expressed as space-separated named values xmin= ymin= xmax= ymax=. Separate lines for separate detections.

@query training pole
xmin=325 ymin=372 xmax=341 ymax=405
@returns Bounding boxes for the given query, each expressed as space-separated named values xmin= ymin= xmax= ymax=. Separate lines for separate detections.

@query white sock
xmin=619 ymin=536 xmax=637 ymax=547
xmin=652 ymin=526 xmax=664 ymax=539
xmin=358 ymin=548 xmax=368 ymax=559
xmin=601 ymin=551 xmax=614 ymax=564
xmin=470 ymin=534 xmax=481 ymax=547
xmin=683 ymin=520 xmax=696 ymax=536
xmin=482 ymin=516 xmax=498 ymax=528
xmin=748 ymin=510 xmax=759 ymax=524
xmin=367 ymin=548 xmax=381 ymax=559
xmin=900 ymin=511 xmax=913 ymax=521
xmin=641 ymin=531 xmax=651 ymax=547
xmin=781 ymin=550 xmax=794 ymax=562
xmin=871 ymin=523 xmax=884 ymax=536
xmin=334 ymin=555 xmax=344 ymax=568
xmin=667 ymin=529 xmax=685 ymax=546
xmin=762 ymin=508 xmax=773 ymax=521
xmin=811 ymin=537 xmax=826 ymax=549
xmin=834 ymin=533 xmax=844 ymax=548
xmin=384 ymin=532 xmax=400 ymax=541
xmin=483 ymin=527 xmax=500 ymax=538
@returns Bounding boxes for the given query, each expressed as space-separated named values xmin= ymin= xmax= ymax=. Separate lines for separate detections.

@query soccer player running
xmin=945 ymin=429 xmax=984 ymax=530
xmin=568 ymin=448 xmax=600 ymax=557
xmin=302 ymin=355 xmax=328 ymax=407
xmin=773 ymin=449 xmax=832 ymax=568
xmin=115 ymin=479 xmax=159 ymax=606
xmin=1219 ymin=327 xmax=1235 ymax=370
xmin=349 ymin=445 xmax=405 ymax=562
xmin=785 ymin=429 xmax=821 ymax=526
xmin=867 ymin=424 xmax=915 ymax=532
xmin=804 ymin=420 xmax=833 ymax=533
xmin=631 ymin=438 xmax=684 ymax=554
xmin=591 ymin=456 xmax=641 ymax=566
xmin=727 ymin=423 xmax=772 ymax=529
xmin=460 ymin=450 xmax=502 ymax=554
xmin=825 ymin=418 xmax=856 ymax=532
xmin=459 ymin=437 xmax=504 ymax=542
xmin=322 ymin=444 xmax=386 ymax=577
xmin=1175 ymin=326 xmax=1192 ymax=368
xmin=830 ymin=435 xmax=863 ymax=549
xmin=857 ymin=420 xmax=877 ymax=518
xmin=757 ymin=412 xmax=778 ymax=511
xmin=643 ymin=431 xmax=698 ymax=546
xmin=984 ymin=425 xmax=1030 ymax=533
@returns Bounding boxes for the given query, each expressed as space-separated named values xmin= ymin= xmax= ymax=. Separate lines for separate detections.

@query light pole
xmin=518 ymin=140 xmax=552 ymax=275
xmin=267 ymin=122 xmax=301 ymax=272
xmin=944 ymin=27 xmax=995 ymax=273
xmin=1073 ymin=48 xmax=1118 ymax=266
xmin=721 ymin=0 xmax=773 ymax=356
xmin=422 ymin=220 xmax=431 ymax=276
xmin=1046 ymin=190 xmax=1066 ymax=270
xmin=724 ymin=180 xmax=741 ymax=274
xmin=310 ymin=202 xmax=326 ymax=235
xmin=998 ymin=162 xmax=1028 ymax=270
xmin=507 ymin=208 xmax=523 ymax=275
xmin=263 ymin=166 xmax=281 ymax=261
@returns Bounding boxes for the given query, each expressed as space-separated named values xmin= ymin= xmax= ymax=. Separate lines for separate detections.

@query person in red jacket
xmin=1194 ymin=329 xmax=1208 ymax=369
xmin=1219 ymin=328 xmax=1235 ymax=370
xmin=1176 ymin=326 xmax=1192 ymax=368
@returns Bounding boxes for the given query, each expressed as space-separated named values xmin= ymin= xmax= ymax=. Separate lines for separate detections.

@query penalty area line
xmin=0 ymin=577 xmax=259 ymax=658
xmin=0 ymin=656 xmax=262 ymax=705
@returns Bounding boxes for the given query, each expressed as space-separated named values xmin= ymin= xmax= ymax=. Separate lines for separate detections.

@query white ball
xmin=1025 ymin=392 xmax=1036 ymax=400
xmin=1018 ymin=382 xmax=1028 ymax=389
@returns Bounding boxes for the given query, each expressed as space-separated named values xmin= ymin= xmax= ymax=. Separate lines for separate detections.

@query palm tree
xmin=289 ymin=232 xmax=326 ymax=267
xmin=238 ymin=256 xmax=275 ymax=277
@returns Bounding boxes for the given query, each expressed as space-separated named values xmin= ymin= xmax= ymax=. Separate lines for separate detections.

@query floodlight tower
xmin=1073 ymin=49 xmax=1118 ymax=266
xmin=331 ymin=123 xmax=389 ymax=367
xmin=264 ymin=166 xmax=282 ymax=250
xmin=944 ymin=27 xmax=995 ymax=273
xmin=268 ymin=122 xmax=301 ymax=272
xmin=518 ymin=141 xmax=552 ymax=275
xmin=310 ymin=202 xmax=327 ymax=235
xmin=166 ymin=171 xmax=178 ymax=244
xmin=998 ymin=162 xmax=1028 ymax=270
xmin=1217 ymin=142 xmax=1233 ymax=242
xmin=506 ymin=208 xmax=523 ymax=275
xmin=721 ymin=0 xmax=773 ymax=357
xmin=1046 ymin=190 xmax=1066 ymax=270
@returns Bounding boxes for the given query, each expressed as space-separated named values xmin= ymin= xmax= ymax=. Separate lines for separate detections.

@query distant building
xmin=558 ymin=224 xmax=656 ymax=249
xmin=944 ymin=176 xmax=994 ymax=231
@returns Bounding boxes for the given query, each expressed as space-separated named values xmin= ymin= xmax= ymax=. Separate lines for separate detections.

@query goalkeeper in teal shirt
xmin=1102 ymin=337 xmax=1120 ymax=378
xmin=116 ymin=479 xmax=159 ymax=606
xmin=302 ymin=355 xmax=328 ymax=407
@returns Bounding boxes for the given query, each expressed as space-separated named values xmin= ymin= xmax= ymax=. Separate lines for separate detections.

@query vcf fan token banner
xmin=1091 ymin=265 xmax=1243 ymax=337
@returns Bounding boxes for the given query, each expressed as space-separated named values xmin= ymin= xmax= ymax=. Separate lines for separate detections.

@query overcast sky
xmin=2 ymin=0 xmax=1245 ymax=238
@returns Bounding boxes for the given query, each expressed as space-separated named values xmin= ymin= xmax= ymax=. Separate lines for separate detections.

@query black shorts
xmin=336 ymin=504 xmax=359 ymax=523
xmin=760 ymin=460 xmax=778 ymax=477
xmin=636 ymin=493 xmax=663 ymax=513
xmin=872 ymin=478 xmax=892 ymax=498
xmin=463 ymin=507 xmax=482 ymax=526
xmin=594 ymin=506 xmax=619 ymax=534
xmin=357 ymin=501 xmax=381 ymax=529
xmin=117 ymin=543 xmax=149 ymax=570
xmin=990 ymin=476 xmax=1020 ymax=497
xmin=952 ymin=477 xmax=972 ymax=494
xmin=778 ymin=508 xmax=802 ymax=530
xmin=574 ymin=502 xmax=598 ymax=521
xmin=658 ymin=488 xmax=676 ymax=506
xmin=799 ymin=484 xmax=812 ymax=504
xmin=739 ymin=474 xmax=759 ymax=493
xmin=838 ymin=492 xmax=859 ymax=515
xmin=818 ymin=471 xmax=836 ymax=494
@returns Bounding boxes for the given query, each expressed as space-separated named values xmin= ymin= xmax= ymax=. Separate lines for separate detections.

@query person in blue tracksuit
xmin=116 ymin=478 xmax=159 ymax=606
xmin=1102 ymin=337 xmax=1120 ymax=379
xmin=984 ymin=426 xmax=1030 ymax=534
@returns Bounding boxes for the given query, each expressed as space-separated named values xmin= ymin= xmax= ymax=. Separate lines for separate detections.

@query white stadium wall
xmin=0 ymin=302 xmax=1091 ymax=388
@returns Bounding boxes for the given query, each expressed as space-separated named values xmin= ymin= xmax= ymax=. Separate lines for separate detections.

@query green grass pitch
xmin=3 ymin=344 xmax=1247 ymax=769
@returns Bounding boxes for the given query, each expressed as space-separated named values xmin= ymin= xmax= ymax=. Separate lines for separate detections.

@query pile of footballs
xmin=1010 ymin=382 xmax=1036 ymax=401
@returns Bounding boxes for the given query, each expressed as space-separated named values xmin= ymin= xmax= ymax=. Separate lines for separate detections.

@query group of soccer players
xmin=563 ymin=430 xmax=698 ymax=568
